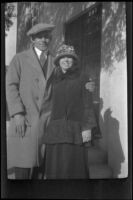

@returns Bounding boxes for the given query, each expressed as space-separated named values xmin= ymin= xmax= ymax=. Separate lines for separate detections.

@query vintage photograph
xmin=5 ymin=2 xmax=128 ymax=180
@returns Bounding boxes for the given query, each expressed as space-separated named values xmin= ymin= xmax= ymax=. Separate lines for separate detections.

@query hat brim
xmin=54 ymin=53 xmax=79 ymax=66
xmin=27 ymin=26 xmax=55 ymax=36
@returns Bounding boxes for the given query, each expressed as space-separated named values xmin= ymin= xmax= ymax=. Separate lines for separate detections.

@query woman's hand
xmin=85 ymin=81 xmax=95 ymax=92
xmin=82 ymin=129 xmax=92 ymax=143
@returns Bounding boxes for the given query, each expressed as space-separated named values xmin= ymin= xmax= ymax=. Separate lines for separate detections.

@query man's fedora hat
xmin=27 ymin=23 xmax=55 ymax=36
xmin=54 ymin=44 xmax=79 ymax=66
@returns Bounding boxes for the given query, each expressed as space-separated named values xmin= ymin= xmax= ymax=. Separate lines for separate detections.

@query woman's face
xmin=59 ymin=57 xmax=73 ymax=73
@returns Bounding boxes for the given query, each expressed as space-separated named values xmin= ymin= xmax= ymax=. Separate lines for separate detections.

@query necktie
xmin=40 ymin=51 xmax=47 ymax=67
xmin=40 ymin=51 xmax=48 ymax=77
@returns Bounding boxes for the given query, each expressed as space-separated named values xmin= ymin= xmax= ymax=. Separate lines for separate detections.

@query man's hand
xmin=14 ymin=114 xmax=26 ymax=138
xmin=85 ymin=81 xmax=95 ymax=92
xmin=82 ymin=129 xmax=92 ymax=143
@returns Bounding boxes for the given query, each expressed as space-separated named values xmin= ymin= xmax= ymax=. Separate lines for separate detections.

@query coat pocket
xmin=24 ymin=124 xmax=31 ymax=137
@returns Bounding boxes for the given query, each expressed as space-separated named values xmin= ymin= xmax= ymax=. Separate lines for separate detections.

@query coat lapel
xmin=27 ymin=47 xmax=44 ymax=75
xmin=27 ymin=47 xmax=55 ymax=81
xmin=46 ymin=53 xmax=55 ymax=81
xmin=26 ymin=47 xmax=55 ymax=110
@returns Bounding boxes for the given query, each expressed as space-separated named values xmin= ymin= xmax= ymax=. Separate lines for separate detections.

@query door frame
xmin=63 ymin=2 xmax=102 ymax=36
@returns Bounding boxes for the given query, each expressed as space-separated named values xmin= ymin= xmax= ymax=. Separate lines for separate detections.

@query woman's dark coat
xmin=43 ymin=68 xmax=97 ymax=145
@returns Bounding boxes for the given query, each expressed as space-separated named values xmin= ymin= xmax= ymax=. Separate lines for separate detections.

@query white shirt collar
xmin=34 ymin=47 xmax=48 ymax=60
xmin=34 ymin=47 xmax=42 ymax=59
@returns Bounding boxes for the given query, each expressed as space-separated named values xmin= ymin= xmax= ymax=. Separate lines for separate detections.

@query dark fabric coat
xmin=43 ymin=67 xmax=97 ymax=145
xmin=6 ymin=47 xmax=55 ymax=168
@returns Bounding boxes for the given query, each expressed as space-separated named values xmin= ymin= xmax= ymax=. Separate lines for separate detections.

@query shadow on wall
xmin=99 ymin=98 xmax=125 ymax=177
xmin=102 ymin=2 xmax=126 ymax=73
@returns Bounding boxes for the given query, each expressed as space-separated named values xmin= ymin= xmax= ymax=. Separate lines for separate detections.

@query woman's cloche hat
xmin=54 ymin=44 xmax=79 ymax=66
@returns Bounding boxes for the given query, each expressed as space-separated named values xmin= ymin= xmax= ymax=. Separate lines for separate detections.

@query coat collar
xmin=27 ymin=47 xmax=55 ymax=81
xmin=27 ymin=47 xmax=44 ymax=73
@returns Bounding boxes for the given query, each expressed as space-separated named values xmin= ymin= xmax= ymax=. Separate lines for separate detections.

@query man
xmin=6 ymin=23 xmax=56 ymax=179
xmin=6 ymin=22 xmax=95 ymax=179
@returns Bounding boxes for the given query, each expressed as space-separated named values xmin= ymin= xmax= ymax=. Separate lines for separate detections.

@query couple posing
xmin=6 ymin=22 xmax=97 ymax=179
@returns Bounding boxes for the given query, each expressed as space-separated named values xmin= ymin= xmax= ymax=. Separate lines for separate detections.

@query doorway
xmin=64 ymin=3 xmax=102 ymax=135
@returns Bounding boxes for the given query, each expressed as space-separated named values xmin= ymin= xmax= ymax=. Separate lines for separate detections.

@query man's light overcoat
xmin=6 ymin=47 xmax=54 ymax=168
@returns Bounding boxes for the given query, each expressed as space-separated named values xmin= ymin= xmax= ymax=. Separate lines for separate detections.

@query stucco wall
xmin=99 ymin=2 xmax=128 ymax=178
xmin=16 ymin=2 xmax=128 ymax=178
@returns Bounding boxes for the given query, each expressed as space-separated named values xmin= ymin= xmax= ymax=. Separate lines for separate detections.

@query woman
xmin=43 ymin=44 xmax=97 ymax=179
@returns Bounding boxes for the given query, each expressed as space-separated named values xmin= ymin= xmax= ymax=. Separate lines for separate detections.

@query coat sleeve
xmin=81 ymin=74 xmax=97 ymax=131
xmin=6 ymin=55 xmax=25 ymax=117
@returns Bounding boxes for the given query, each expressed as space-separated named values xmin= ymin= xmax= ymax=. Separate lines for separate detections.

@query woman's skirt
xmin=45 ymin=143 xmax=89 ymax=179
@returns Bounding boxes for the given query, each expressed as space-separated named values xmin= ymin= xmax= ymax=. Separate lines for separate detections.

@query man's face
xmin=31 ymin=31 xmax=51 ymax=51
